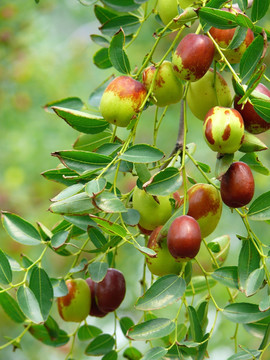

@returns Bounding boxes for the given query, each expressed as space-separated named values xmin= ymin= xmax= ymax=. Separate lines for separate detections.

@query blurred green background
xmin=0 ymin=0 xmax=270 ymax=359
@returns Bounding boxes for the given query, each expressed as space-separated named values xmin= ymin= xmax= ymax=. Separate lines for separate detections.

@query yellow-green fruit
xmin=143 ymin=61 xmax=183 ymax=107
xmin=57 ymin=279 xmax=91 ymax=322
xmin=146 ymin=226 xmax=183 ymax=276
xmin=203 ymin=106 xmax=244 ymax=154
xmin=157 ymin=0 xmax=178 ymax=29
xmin=179 ymin=0 xmax=194 ymax=7
xmin=100 ymin=76 xmax=147 ymax=127
xmin=133 ymin=186 xmax=172 ymax=231
xmin=187 ymin=69 xmax=232 ymax=120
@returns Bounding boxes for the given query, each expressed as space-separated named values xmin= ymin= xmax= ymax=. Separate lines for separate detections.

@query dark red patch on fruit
xmin=244 ymin=28 xmax=254 ymax=47
xmin=106 ymin=76 xmax=147 ymax=109
xmin=222 ymin=124 xmax=231 ymax=141
xmin=234 ymin=83 xmax=270 ymax=134
xmin=187 ymin=185 xmax=220 ymax=219
xmin=220 ymin=161 xmax=254 ymax=208
xmin=175 ymin=34 xmax=215 ymax=80
xmin=205 ymin=118 xmax=215 ymax=145
xmin=167 ymin=215 xmax=201 ymax=259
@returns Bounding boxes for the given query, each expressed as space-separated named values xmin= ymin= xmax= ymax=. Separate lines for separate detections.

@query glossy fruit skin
xmin=133 ymin=186 xmax=172 ymax=231
xmin=187 ymin=68 xmax=232 ymax=120
xmin=220 ymin=161 xmax=254 ymax=208
xmin=143 ymin=61 xmax=183 ymax=107
xmin=209 ymin=9 xmax=254 ymax=64
xmin=86 ymin=278 xmax=108 ymax=318
xmin=172 ymin=34 xmax=215 ymax=82
xmin=186 ymin=183 xmax=222 ymax=238
xmin=158 ymin=0 xmax=194 ymax=29
xmin=167 ymin=215 xmax=202 ymax=260
xmin=100 ymin=76 xmax=147 ymax=127
xmin=234 ymin=83 xmax=270 ymax=134
xmin=203 ymin=106 xmax=244 ymax=154
xmin=146 ymin=226 xmax=183 ymax=276
xmin=57 ymin=279 xmax=91 ymax=322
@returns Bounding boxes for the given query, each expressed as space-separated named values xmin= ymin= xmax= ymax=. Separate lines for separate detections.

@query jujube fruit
xmin=234 ymin=83 xmax=270 ymax=134
xmin=172 ymin=34 xmax=215 ymax=82
xmin=220 ymin=161 xmax=255 ymax=208
xmin=100 ymin=76 xmax=147 ymax=127
xmin=187 ymin=68 xmax=232 ymax=120
xmin=184 ymin=183 xmax=222 ymax=238
xmin=132 ymin=186 xmax=172 ymax=231
xmin=167 ymin=215 xmax=202 ymax=260
xmin=86 ymin=268 xmax=126 ymax=316
xmin=143 ymin=61 xmax=183 ymax=107
xmin=57 ymin=279 xmax=91 ymax=322
xmin=86 ymin=278 xmax=108 ymax=318
xmin=146 ymin=226 xmax=183 ymax=276
xmin=209 ymin=8 xmax=254 ymax=64
xmin=203 ymin=106 xmax=244 ymax=154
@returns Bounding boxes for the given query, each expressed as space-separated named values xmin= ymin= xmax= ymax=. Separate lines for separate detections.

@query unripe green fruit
xmin=143 ymin=61 xmax=183 ymax=107
xmin=57 ymin=279 xmax=91 ymax=322
xmin=172 ymin=34 xmax=215 ymax=82
xmin=185 ymin=183 xmax=222 ymax=238
xmin=187 ymin=69 xmax=232 ymax=120
xmin=132 ymin=186 xmax=172 ymax=231
xmin=203 ymin=106 xmax=244 ymax=154
xmin=146 ymin=226 xmax=183 ymax=276
xmin=100 ymin=76 xmax=147 ymax=127
xmin=157 ymin=0 xmax=194 ymax=29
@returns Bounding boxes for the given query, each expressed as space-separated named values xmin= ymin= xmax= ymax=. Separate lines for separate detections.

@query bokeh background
xmin=0 ymin=1 xmax=270 ymax=359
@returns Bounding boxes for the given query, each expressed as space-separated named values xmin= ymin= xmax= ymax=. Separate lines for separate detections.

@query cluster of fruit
xmin=58 ymin=269 xmax=126 ymax=322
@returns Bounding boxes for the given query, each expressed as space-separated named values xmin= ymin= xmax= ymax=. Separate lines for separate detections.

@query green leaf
xmin=100 ymin=15 xmax=140 ymax=37
xmin=215 ymin=153 xmax=234 ymax=178
xmin=251 ymin=98 xmax=270 ymax=123
xmin=141 ymin=347 xmax=167 ymax=360
xmin=239 ymin=152 xmax=270 ymax=175
xmin=51 ymin=278 xmax=68 ymax=298
xmin=91 ymin=217 xmax=127 ymax=238
xmin=50 ymin=193 xmax=94 ymax=215
xmin=90 ymin=34 xmax=110 ymax=47
xmin=0 ymin=249 xmax=12 ymax=285
xmin=74 ymin=132 xmax=112 ymax=152
xmin=17 ymin=286 xmax=44 ymax=324
xmin=122 ymin=209 xmax=140 ymax=226
xmin=101 ymin=0 xmax=140 ymax=12
xmin=44 ymin=97 xmax=84 ymax=113
xmin=251 ymin=0 xmax=270 ymax=21
xmin=211 ymin=266 xmax=239 ymax=289
xmin=236 ymin=0 xmax=248 ymax=12
xmin=188 ymin=306 xmax=203 ymax=342
xmin=0 ymin=288 xmax=26 ymax=323
xmin=119 ymin=144 xmax=164 ymax=163
xmin=248 ymin=191 xmax=270 ymax=220
xmin=86 ymin=178 xmax=107 ymax=197
xmin=64 ymin=216 xmax=96 ymax=231
xmin=94 ymin=5 xmax=117 ymax=24
xmin=240 ymin=35 xmax=264 ymax=82
xmin=52 ymin=150 xmax=112 ymax=174
xmin=1 ymin=212 xmax=41 ymax=246
xmin=88 ymin=262 xmax=108 ymax=282
xmin=42 ymin=168 xmax=80 ymax=186
xmin=245 ymin=268 xmax=265 ymax=297
xmin=85 ymin=334 xmax=115 ymax=356
xmin=135 ymin=163 xmax=151 ymax=183
xmin=29 ymin=267 xmax=53 ymax=321
xmin=223 ymin=302 xmax=270 ymax=323
xmin=51 ymin=184 xmax=85 ymax=202
xmin=199 ymin=7 xmax=238 ymax=29
xmin=227 ymin=349 xmax=261 ymax=360
xmin=244 ymin=316 xmax=270 ymax=337
xmin=227 ymin=26 xmax=248 ymax=50
xmin=135 ymin=275 xmax=186 ymax=311
xmin=102 ymin=350 xmax=118 ymax=360
xmin=127 ymin=318 xmax=175 ymax=341
xmin=51 ymin=231 xmax=69 ymax=249
xmin=28 ymin=316 xmax=69 ymax=347
xmin=88 ymin=227 xmax=107 ymax=248
xmin=123 ymin=347 xmax=142 ymax=360
xmin=109 ymin=29 xmax=130 ymax=74
xmin=52 ymin=107 xmax=108 ymax=134
xmin=185 ymin=276 xmax=216 ymax=296
xmin=94 ymin=191 xmax=127 ymax=213
xmin=238 ymin=239 xmax=260 ymax=292
xmin=145 ymin=167 xmax=182 ymax=196
xmin=93 ymin=48 xmax=112 ymax=69
xmin=88 ymin=76 xmax=114 ymax=109
xmin=120 ymin=317 xmax=134 ymax=337
xmin=78 ymin=325 xmax=102 ymax=341
xmin=70 ymin=258 xmax=88 ymax=273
